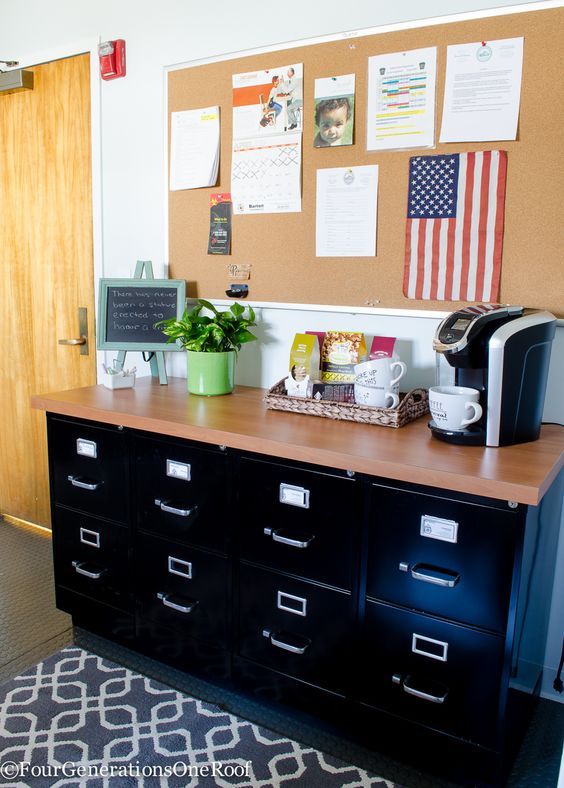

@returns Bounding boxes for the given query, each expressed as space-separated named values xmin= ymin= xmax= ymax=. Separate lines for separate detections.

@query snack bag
xmin=289 ymin=333 xmax=320 ymax=380
xmin=321 ymin=331 xmax=367 ymax=382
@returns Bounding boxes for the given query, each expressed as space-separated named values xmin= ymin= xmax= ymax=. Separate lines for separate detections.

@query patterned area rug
xmin=0 ymin=647 xmax=394 ymax=787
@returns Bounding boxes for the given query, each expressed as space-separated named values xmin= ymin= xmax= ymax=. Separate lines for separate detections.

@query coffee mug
xmin=354 ymin=382 xmax=399 ymax=409
xmin=429 ymin=386 xmax=483 ymax=432
xmin=354 ymin=358 xmax=407 ymax=391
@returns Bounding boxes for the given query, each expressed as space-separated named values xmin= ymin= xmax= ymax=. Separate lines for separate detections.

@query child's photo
xmin=313 ymin=74 xmax=356 ymax=148
xmin=314 ymin=97 xmax=354 ymax=147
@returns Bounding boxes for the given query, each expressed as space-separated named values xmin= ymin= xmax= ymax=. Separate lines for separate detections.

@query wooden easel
xmin=113 ymin=260 xmax=168 ymax=384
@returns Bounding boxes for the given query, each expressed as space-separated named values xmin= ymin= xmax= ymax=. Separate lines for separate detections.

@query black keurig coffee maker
xmin=431 ymin=304 xmax=556 ymax=446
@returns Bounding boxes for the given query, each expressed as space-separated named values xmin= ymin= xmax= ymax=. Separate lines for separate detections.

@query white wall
xmin=1 ymin=0 xmax=561 ymax=700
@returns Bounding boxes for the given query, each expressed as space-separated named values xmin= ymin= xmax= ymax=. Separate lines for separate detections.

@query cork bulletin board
xmin=168 ymin=6 xmax=563 ymax=316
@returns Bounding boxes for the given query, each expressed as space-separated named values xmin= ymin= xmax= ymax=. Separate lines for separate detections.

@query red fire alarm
xmin=98 ymin=40 xmax=126 ymax=80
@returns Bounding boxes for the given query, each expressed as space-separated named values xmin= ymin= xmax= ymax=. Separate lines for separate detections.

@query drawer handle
xmin=68 ymin=475 xmax=103 ymax=491
xmin=264 ymin=528 xmax=315 ymax=549
xmin=157 ymin=592 xmax=198 ymax=614
xmin=392 ymin=673 xmax=448 ymax=704
xmin=72 ymin=560 xmax=105 ymax=580
xmin=262 ymin=628 xmax=311 ymax=655
xmin=154 ymin=499 xmax=198 ymax=518
xmin=409 ymin=563 xmax=460 ymax=588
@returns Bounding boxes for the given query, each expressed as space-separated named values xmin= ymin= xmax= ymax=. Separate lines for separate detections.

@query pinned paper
xmin=208 ymin=193 xmax=232 ymax=255
xmin=170 ymin=107 xmax=220 ymax=190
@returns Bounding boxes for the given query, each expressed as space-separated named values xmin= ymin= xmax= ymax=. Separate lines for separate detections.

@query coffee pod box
xmin=369 ymin=336 xmax=398 ymax=360
xmin=288 ymin=333 xmax=321 ymax=380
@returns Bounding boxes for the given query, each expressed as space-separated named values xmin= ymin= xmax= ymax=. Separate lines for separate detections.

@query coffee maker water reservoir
xmin=431 ymin=304 xmax=556 ymax=446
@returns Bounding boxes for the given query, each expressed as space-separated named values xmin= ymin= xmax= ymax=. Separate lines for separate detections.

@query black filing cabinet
xmin=360 ymin=480 xmax=524 ymax=753
xmin=44 ymin=412 xmax=553 ymax=786
xmin=47 ymin=415 xmax=133 ymax=641
xmin=132 ymin=433 xmax=231 ymax=675
xmin=236 ymin=456 xmax=360 ymax=695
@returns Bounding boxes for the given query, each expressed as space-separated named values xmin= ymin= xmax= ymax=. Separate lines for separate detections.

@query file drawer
xmin=49 ymin=417 xmax=128 ymax=523
xmin=367 ymin=484 xmax=519 ymax=632
xmin=135 ymin=533 xmax=229 ymax=646
xmin=239 ymin=457 xmax=358 ymax=589
xmin=237 ymin=563 xmax=352 ymax=692
xmin=135 ymin=435 xmax=229 ymax=553
xmin=53 ymin=507 xmax=129 ymax=608
xmin=362 ymin=600 xmax=504 ymax=747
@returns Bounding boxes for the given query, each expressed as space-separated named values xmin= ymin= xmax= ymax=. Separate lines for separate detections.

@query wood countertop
xmin=32 ymin=378 xmax=563 ymax=506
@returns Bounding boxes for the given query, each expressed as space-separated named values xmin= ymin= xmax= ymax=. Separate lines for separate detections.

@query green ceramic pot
xmin=186 ymin=350 xmax=235 ymax=395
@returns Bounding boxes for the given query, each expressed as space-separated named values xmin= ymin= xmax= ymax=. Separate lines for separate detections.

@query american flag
xmin=403 ymin=151 xmax=507 ymax=301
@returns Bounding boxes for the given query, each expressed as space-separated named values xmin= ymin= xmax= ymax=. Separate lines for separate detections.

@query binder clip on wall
xmin=225 ymin=284 xmax=249 ymax=298
xmin=98 ymin=40 xmax=126 ymax=81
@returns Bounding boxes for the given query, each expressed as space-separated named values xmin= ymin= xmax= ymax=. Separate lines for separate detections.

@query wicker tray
xmin=264 ymin=380 xmax=429 ymax=428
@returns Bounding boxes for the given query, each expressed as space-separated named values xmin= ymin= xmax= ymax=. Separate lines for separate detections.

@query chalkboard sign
xmin=97 ymin=278 xmax=186 ymax=351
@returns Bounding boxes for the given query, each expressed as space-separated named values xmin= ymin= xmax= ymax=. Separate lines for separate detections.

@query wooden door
xmin=0 ymin=54 xmax=96 ymax=526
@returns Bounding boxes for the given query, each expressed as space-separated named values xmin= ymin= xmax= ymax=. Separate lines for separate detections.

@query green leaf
xmin=155 ymin=298 xmax=258 ymax=352
xmin=230 ymin=302 xmax=244 ymax=317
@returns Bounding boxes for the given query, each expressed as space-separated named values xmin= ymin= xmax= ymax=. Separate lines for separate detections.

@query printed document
xmin=367 ymin=48 xmax=437 ymax=151
xmin=440 ymin=38 xmax=524 ymax=142
xmin=169 ymin=107 xmax=219 ymax=190
xmin=316 ymin=166 xmax=379 ymax=257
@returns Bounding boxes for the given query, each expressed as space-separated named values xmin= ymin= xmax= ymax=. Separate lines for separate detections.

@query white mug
xmin=428 ymin=386 xmax=483 ymax=432
xmin=354 ymin=382 xmax=399 ymax=409
xmin=354 ymin=358 xmax=407 ymax=392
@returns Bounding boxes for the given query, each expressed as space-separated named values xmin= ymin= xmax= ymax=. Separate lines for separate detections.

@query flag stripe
xmin=460 ymin=152 xmax=475 ymax=301
xmin=436 ymin=220 xmax=449 ymax=300
xmin=416 ymin=219 xmax=427 ymax=299
xmin=429 ymin=220 xmax=441 ymax=299
xmin=404 ymin=218 xmax=413 ymax=298
xmin=475 ymin=151 xmax=492 ymax=301
xmin=452 ymin=153 xmax=467 ymax=299
xmin=483 ymin=151 xmax=499 ymax=301
xmin=467 ymin=151 xmax=484 ymax=301
xmin=491 ymin=150 xmax=507 ymax=302
xmin=445 ymin=217 xmax=456 ymax=300
xmin=422 ymin=219 xmax=434 ymax=298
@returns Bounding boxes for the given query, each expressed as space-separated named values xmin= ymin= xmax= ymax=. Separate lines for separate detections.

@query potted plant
xmin=156 ymin=299 xmax=257 ymax=395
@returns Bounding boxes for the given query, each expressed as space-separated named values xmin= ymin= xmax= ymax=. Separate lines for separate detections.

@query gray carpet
xmin=0 ymin=646 xmax=393 ymax=787
xmin=0 ymin=518 xmax=72 ymax=685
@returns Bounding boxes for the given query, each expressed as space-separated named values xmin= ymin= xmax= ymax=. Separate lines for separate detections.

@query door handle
xmin=58 ymin=307 xmax=89 ymax=355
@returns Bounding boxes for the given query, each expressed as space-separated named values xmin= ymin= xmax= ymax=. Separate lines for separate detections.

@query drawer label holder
xmin=166 ymin=460 xmax=191 ymax=481
xmin=412 ymin=633 xmax=449 ymax=662
xmin=76 ymin=438 xmax=97 ymax=459
xmin=279 ymin=483 xmax=310 ymax=509
xmin=277 ymin=590 xmax=307 ymax=617
xmin=420 ymin=514 xmax=458 ymax=543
